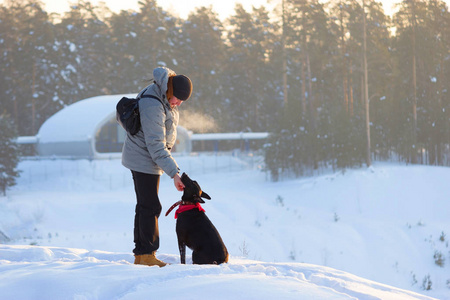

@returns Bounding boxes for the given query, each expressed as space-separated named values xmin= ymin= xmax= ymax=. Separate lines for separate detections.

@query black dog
xmin=166 ymin=173 xmax=228 ymax=265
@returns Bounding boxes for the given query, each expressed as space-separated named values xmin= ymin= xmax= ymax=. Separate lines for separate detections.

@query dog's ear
xmin=192 ymin=180 xmax=211 ymax=200
xmin=201 ymin=191 xmax=211 ymax=200
xmin=196 ymin=196 xmax=206 ymax=203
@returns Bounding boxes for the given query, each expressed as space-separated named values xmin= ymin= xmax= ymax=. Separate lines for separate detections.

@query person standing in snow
xmin=122 ymin=66 xmax=193 ymax=267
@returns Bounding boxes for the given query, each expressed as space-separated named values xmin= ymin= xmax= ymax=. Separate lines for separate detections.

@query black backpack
xmin=116 ymin=93 xmax=162 ymax=135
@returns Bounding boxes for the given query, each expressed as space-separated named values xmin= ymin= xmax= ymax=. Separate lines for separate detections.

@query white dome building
xmin=37 ymin=94 xmax=191 ymax=159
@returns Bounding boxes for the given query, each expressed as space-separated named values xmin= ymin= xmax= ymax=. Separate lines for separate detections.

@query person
xmin=121 ymin=66 xmax=193 ymax=267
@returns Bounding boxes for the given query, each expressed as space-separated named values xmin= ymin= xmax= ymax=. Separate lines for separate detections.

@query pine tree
xmin=107 ymin=0 xmax=181 ymax=93
xmin=392 ymin=0 xmax=449 ymax=164
xmin=0 ymin=115 xmax=20 ymax=196
xmin=419 ymin=0 xmax=450 ymax=165
xmin=225 ymin=4 xmax=280 ymax=132
xmin=265 ymin=0 xmax=338 ymax=177
xmin=0 ymin=0 xmax=60 ymax=136
xmin=53 ymin=1 xmax=113 ymax=104
xmin=177 ymin=6 xmax=227 ymax=131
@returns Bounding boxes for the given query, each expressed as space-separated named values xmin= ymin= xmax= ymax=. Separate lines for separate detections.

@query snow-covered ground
xmin=1 ymin=154 xmax=449 ymax=299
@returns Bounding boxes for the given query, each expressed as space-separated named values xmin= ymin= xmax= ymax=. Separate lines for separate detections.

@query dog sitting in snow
xmin=165 ymin=173 xmax=229 ymax=265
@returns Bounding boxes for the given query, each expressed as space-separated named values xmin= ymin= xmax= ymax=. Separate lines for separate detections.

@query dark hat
xmin=172 ymin=75 xmax=192 ymax=101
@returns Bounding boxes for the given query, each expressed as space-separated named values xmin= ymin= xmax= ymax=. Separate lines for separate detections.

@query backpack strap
xmin=140 ymin=94 xmax=162 ymax=103
xmin=139 ymin=94 xmax=168 ymax=113
xmin=138 ymin=86 xmax=166 ymax=107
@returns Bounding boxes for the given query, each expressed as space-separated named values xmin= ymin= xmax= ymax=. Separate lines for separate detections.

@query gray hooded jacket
xmin=121 ymin=67 xmax=180 ymax=178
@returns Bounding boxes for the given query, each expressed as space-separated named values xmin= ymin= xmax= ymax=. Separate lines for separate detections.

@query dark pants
xmin=131 ymin=170 xmax=161 ymax=255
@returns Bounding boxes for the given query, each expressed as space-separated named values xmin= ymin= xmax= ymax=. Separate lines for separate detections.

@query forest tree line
xmin=1 ymin=0 xmax=450 ymax=179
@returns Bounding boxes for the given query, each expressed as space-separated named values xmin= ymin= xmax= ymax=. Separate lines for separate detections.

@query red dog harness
xmin=165 ymin=201 xmax=205 ymax=219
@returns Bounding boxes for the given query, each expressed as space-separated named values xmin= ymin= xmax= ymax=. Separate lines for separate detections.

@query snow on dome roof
xmin=38 ymin=94 xmax=135 ymax=143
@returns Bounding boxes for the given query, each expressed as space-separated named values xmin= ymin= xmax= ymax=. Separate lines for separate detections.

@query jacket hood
xmin=153 ymin=66 xmax=176 ymax=97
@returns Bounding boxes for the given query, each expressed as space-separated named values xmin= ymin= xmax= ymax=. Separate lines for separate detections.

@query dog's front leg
xmin=178 ymin=240 xmax=186 ymax=264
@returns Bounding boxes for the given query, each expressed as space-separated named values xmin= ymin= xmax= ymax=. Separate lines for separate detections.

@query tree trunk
xmin=32 ymin=61 xmax=37 ymax=135
xmin=301 ymin=9 xmax=307 ymax=114
xmin=306 ymin=50 xmax=318 ymax=170
xmin=301 ymin=58 xmax=307 ymax=113
xmin=306 ymin=51 xmax=315 ymax=130
xmin=349 ymin=67 xmax=354 ymax=117
xmin=363 ymin=0 xmax=371 ymax=167
xmin=411 ymin=0 xmax=418 ymax=163
xmin=340 ymin=3 xmax=349 ymax=114
xmin=282 ymin=0 xmax=288 ymax=107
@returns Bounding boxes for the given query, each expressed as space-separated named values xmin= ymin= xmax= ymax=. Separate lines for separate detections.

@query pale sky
xmin=33 ymin=0 xmax=274 ymax=20
xmin=0 ymin=0 xmax=420 ymax=20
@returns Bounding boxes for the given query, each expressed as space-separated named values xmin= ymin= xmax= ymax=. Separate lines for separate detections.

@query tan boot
xmin=138 ymin=253 xmax=167 ymax=267
xmin=134 ymin=255 xmax=141 ymax=265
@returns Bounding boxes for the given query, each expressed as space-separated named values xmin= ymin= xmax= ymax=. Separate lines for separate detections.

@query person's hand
xmin=173 ymin=173 xmax=185 ymax=191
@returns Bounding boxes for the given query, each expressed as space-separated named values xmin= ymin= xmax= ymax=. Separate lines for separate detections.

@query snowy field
xmin=1 ymin=154 xmax=449 ymax=299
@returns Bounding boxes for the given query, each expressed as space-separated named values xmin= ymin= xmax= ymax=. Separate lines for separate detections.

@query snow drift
xmin=0 ymin=155 xmax=448 ymax=299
